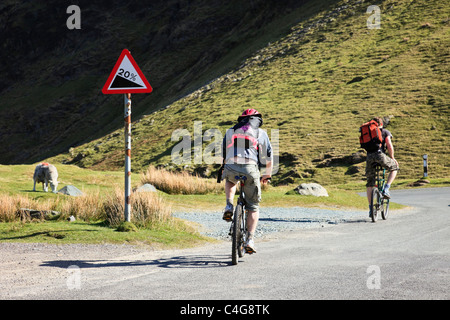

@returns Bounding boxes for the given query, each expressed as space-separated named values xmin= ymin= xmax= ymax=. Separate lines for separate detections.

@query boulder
xmin=134 ymin=183 xmax=157 ymax=192
xmin=17 ymin=208 xmax=60 ymax=221
xmin=294 ymin=183 xmax=329 ymax=197
xmin=58 ymin=185 xmax=83 ymax=196
xmin=409 ymin=179 xmax=430 ymax=187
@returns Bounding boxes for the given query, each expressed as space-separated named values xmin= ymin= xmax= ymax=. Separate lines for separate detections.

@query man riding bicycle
xmin=221 ymin=108 xmax=273 ymax=253
xmin=365 ymin=117 xmax=399 ymax=217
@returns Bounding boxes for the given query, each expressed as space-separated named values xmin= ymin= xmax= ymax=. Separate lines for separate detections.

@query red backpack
xmin=359 ymin=120 xmax=383 ymax=152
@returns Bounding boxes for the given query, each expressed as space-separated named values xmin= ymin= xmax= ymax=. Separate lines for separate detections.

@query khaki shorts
xmin=222 ymin=163 xmax=261 ymax=211
xmin=365 ymin=151 xmax=399 ymax=187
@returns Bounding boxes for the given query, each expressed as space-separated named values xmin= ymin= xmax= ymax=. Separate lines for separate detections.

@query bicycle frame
xmin=372 ymin=164 xmax=390 ymax=222
xmin=229 ymin=175 xmax=247 ymax=235
xmin=375 ymin=164 xmax=387 ymax=192
xmin=230 ymin=175 xmax=248 ymax=265
xmin=236 ymin=177 xmax=246 ymax=210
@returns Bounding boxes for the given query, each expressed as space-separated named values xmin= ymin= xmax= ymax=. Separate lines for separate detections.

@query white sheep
xmin=33 ymin=163 xmax=59 ymax=193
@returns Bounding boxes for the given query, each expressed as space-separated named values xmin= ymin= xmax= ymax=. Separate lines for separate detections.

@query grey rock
xmin=294 ymin=183 xmax=329 ymax=197
xmin=58 ymin=185 xmax=83 ymax=197
xmin=135 ymin=183 xmax=157 ymax=192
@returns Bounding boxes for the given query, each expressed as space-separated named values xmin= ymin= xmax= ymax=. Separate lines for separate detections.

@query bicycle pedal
xmin=245 ymin=247 xmax=256 ymax=254
xmin=223 ymin=211 xmax=233 ymax=222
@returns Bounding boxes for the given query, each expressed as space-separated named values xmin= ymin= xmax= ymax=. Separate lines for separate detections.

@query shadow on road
xmin=41 ymin=254 xmax=231 ymax=269
xmin=259 ymin=217 xmax=368 ymax=224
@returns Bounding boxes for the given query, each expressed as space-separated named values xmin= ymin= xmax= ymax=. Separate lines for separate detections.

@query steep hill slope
xmin=8 ymin=0 xmax=450 ymax=185
xmin=0 ymin=0 xmax=311 ymax=164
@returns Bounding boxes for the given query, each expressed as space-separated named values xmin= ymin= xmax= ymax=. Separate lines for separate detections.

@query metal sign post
xmin=102 ymin=49 xmax=152 ymax=223
xmin=423 ymin=154 xmax=428 ymax=178
xmin=124 ymin=93 xmax=132 ymax=221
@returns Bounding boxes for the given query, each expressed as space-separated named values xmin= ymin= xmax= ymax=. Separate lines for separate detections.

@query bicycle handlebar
xmin=261 ymin=176 xmax=271 ymax=184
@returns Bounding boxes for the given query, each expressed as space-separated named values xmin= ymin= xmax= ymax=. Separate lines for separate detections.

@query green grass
xmin=0 ymin=163 xmax=139 ymax=198
xmin=0 ymin=164 xmax=212 ymax=248
xmin=49 ymin=0 xmax=449 ymax=187
xmin=2 ymin=0 xmax=449 ymax=246
xmin=0 ymin=219 xmax=210 ymax=249
xmin=165 ymin=183 xmax=412 ymax=212
xmin=1 ymin=0 xmax=336 ymax=165
xmin=2 ymin=163 xmax=449 ymax=246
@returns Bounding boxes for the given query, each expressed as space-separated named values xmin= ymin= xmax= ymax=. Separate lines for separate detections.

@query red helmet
xmin=237 ymin=108 xmax=262 ymax=122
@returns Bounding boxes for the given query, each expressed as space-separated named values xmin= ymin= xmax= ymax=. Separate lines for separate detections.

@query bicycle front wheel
xmin=231 ymin=204 xmax=245 ymax=265
xmin=371 ymin=188 xmax=380 ymax=222
xmin=381 ymin=198 xmax=389 ymax=220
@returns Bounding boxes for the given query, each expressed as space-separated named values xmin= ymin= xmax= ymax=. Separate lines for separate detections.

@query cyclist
xmin=365 ymin=117 xmax=399 ymax=217
xmin=221 ymin=108 xmax=273 ymax=253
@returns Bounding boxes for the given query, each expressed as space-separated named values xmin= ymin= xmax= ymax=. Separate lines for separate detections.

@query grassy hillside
xmin=0 ymin=0 xmax=313 ymax=164
xmin=47 ymin=0 xmax=449 ymax=186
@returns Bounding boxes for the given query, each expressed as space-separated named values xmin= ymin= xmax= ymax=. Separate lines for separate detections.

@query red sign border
xmin=102 ymin=49 xmax=153 ymax=94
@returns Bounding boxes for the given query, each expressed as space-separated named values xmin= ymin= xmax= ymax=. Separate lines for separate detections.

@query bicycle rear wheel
xmin=231 ymin=204 xmax=245 ymax=265
xmin=381 ymin=198 xmax=390 ymax=220
xmin=371 ymin=188 xmax=380 ymax=222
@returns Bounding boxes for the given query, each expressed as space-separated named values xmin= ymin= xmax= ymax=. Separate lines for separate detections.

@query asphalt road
xmin=1 ymin=187 xmax=449 ymax=302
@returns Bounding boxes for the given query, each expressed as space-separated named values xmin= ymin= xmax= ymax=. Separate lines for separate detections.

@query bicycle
xmin=370 ymin=164 xmax=390 ymax=222
xmin=229 ymin=175 xmax=249 ymax=265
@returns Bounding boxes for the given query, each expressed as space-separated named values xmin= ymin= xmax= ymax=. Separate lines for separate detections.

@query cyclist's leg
xmin=366 ymin=187 xmax=374 ymax=204
xmin=246 ymin=210 xmax=259 ymax=238
xmin=244 ymin=180 xmax=261 ymax=245
xmin=386 ymin=165 xmax=398 ymax=185
xmin=241 ymin=165 xmax=261 ymax=252
xmin=222 ymin=165 xmax=240 ymax=220
xmin=365 ymin=154 xmax=377 ymax=213
xmin=225 ymin=180 xmax=236 ymax=206
xmin=245 ymin=209 xmax=258 ymax=253
xmin=386 ymin=170 xmax=397 ymax=185
xmin=223 ymin=180 xmax=236 ymax=220
xmin=379 ymin=153 xmax=398 ymax=182
xmin=378 ymin=153 xmax=399 ymax=197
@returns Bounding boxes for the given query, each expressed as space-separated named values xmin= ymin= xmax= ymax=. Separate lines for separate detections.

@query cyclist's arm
xmin=222 ymin=129 xmax=233 ymax=162
xmin=259 ymin=130 xmax=273 ymax=183
xmin=261 ymin=160 xmax=272 ymax=184
xmin=385 ymin=136 xmax=395 ymax=159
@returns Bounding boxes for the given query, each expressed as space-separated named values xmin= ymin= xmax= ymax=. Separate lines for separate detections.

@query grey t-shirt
xmin=222 ymin=126 xmax=272 ymax=165
xmin=381 ymin=128 xmax=392 ymax=153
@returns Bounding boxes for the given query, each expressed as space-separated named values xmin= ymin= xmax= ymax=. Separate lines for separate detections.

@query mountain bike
xmin=230 ymin=175 xmax=249 ymax=265
xmin=370 ymin=164 xmax=390 ymax=222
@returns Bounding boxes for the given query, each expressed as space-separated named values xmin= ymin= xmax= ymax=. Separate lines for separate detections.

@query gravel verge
xmin=174 ymin=206 xmax=367 ymax=240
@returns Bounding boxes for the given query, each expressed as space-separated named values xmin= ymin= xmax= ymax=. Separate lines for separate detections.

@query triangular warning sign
xmin=102 ymin=49 xmax=153 ymax=94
